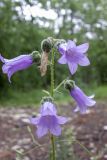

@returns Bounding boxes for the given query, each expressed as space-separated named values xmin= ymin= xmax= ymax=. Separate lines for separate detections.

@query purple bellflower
xmin=30 ymin=101 xmax=68 ymax=138
xmin=58 ymin=40 xmax=90 ymax=74
xmin=0 ymin=54 xmax=33 ymax=82
xmin=70 ymin=85 xmax=96 ymax=114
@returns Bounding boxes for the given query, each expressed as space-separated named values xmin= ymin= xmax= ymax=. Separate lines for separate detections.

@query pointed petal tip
xmin=68 ymin=62 xmax=78 ymax=75
xmin=30 ymin=117 xmax=39 ymax=125
xmin=74 ymin=106 xmax=87 ymax=114
xmin=89 ymin=94 xmax=95 ymax=98
xmin=58 ymin=55 xmax=67 ymax=64
xmin=88 ymin=94 xmax=96 ymax=106
xmin=77 ymin=43 xmax=89 ymax=54
xmin=36 ymin=126 xmax=48 ymax=138
xmin=74 ymin=106 xmax=79 ymax=112
xmin=92 ymin=100 xmax=96 ymax=106
xmin=50 ymin=125 xmax=61 ymax=136
xmin=57 ymin=116 xmax=68 ymax=124
xmin=8 ymin=76 xmax=12 ymax=83
xmin=79 ymin=56 xmax=90 ymax=66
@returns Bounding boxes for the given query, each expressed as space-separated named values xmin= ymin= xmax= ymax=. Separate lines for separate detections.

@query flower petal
xmin=7 ymin=70 xmax=13 ymax=83
xmin=75 ymin=105 xmax=87 ymax=114
xmin=36 ymin=126 xmax=48 ymax=138
xmin=70 ymin=85 xmax=96 ymax=114
xmin=67 ymin=40 xmax=76 ymax=50
xmin=74 ymin=106 xmax=79 ymax=112
xmin=57 ymin=116 xmax=68 ymax=124
xmin=6 ymin=55 xmax=32 ymax=64
xmin=74 ymin=105 xmax=88 ymax=114
xmin=7 ymin=68 xmax=17 ymax=83
xmin=58 ymin=55 xmax=67 ymax=64
xmin=68 ymin=62 xmax=78 ymax=74
xmin=76 ymin=43 xmax=89 ymax=54
xmin=50 ymin=124 xmax=61 ymax=136
xmin=2 ymin=64 xmax=10 ymax=73
xmin=80 ymin=107 xmax=87 ymax=114
xmin=30 ymin=117 xmax=40 ymax=125
xmin=58 ymin=43 xmax=67 ymax=55
xmin=88 ymin=94 xmax=95 ymax=98
xmin=40 ymin=102 xmax=57 ymax=116
xmin=86 ymin=98 xmax=96 ymax=107
xmin=78 ymin=56 xmax=90 ymax=66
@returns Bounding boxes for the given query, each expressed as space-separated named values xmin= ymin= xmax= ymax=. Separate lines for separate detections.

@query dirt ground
xmin=0 ymin=101 xmax=107 ymax=160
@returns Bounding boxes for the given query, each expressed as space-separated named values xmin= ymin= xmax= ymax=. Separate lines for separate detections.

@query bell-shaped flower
xmin=0 ymin=52 xmax=40 ymax=82
xmin=70 ymin=85 xmax=96 ymax=114
xmin=30 ymin=101 xmax=68 ymax=138
xmin=58 ymin=40 xmax=90 ymax=74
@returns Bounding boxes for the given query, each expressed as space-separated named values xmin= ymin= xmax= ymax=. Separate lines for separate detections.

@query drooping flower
xmin=70 ymin=85 xmax=96 ymax=114
xmin=58 ymin=40 xmax=90 ymax=74
xmin=30 ymin=101 xmax=68 ymax=138
xmin=0 ymin=52 xmax=40 ymax=82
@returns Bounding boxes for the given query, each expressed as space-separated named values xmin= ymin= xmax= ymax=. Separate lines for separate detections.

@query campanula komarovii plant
xmin=0 ymin=37 xmax=96 ymax=160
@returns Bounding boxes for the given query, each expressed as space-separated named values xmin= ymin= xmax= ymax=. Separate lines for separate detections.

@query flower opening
xmin=30 ymin=101 xmax=68 ymax=138
xmin=58 ymin=40 xmax=90 ymax=74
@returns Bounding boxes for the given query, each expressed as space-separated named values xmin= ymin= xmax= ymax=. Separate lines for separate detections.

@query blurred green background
xmin=0 ymin=0 xmax=107 ymax=106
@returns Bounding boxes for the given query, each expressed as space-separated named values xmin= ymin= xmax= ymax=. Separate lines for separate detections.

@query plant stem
xmin=54 ymin=79 xmax=66 ymax=92
xmin=50 ymin=48 xmax=55 ymax=97
xmin=51 ymin=135 xmax=56 ymax=160
xmin=50 ymin=48 xmax=56 ymax=160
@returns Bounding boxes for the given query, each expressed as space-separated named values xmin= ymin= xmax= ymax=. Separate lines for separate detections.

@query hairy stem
xmin=50 ymin=48 xmax=55 ymax=97
xmin=50 ymin=48 xmax=56 ymax=160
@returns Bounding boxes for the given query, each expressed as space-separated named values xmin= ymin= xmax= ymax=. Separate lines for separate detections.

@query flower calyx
xmin=41 ymin=96 xmax=54 ymax=105
xmin=31 ymin=51 xmax=41 ymax=64
xmin=64 ymin=79 xmax=75 ymax=91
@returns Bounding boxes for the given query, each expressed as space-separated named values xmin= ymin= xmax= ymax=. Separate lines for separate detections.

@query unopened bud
xmin=41 ymin=38 xmax=53 ymax=53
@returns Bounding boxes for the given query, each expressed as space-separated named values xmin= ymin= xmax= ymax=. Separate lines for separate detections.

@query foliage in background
xmin=0 ymin=0 xmax=107 ymax=97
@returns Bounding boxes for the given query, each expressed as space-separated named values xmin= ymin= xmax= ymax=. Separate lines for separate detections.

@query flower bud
xmin=41 ymin=38 xmax=53 ymax=53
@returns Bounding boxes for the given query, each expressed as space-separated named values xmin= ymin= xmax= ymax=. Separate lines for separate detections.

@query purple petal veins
xmin=58 ymin=40 xmax=90 ymax=74
xmin=0 ymin=54 xmax=33 ymax=82
xmin=70 ymin=85 xmax=96 ymax=114
xmin=30 ymin=102 xmax=68 ymax=138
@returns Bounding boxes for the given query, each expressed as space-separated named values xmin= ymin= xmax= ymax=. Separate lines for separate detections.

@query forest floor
xmin=0 ymin=101 xmax=107 ymax=160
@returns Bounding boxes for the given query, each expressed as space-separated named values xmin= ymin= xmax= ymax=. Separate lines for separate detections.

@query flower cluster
xmin=0 ymin=38 xmax=96 ymax=138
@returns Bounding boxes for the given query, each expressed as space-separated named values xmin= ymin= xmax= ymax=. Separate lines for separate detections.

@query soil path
xmin=0 ymin=101 xmax=107 ymax=160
